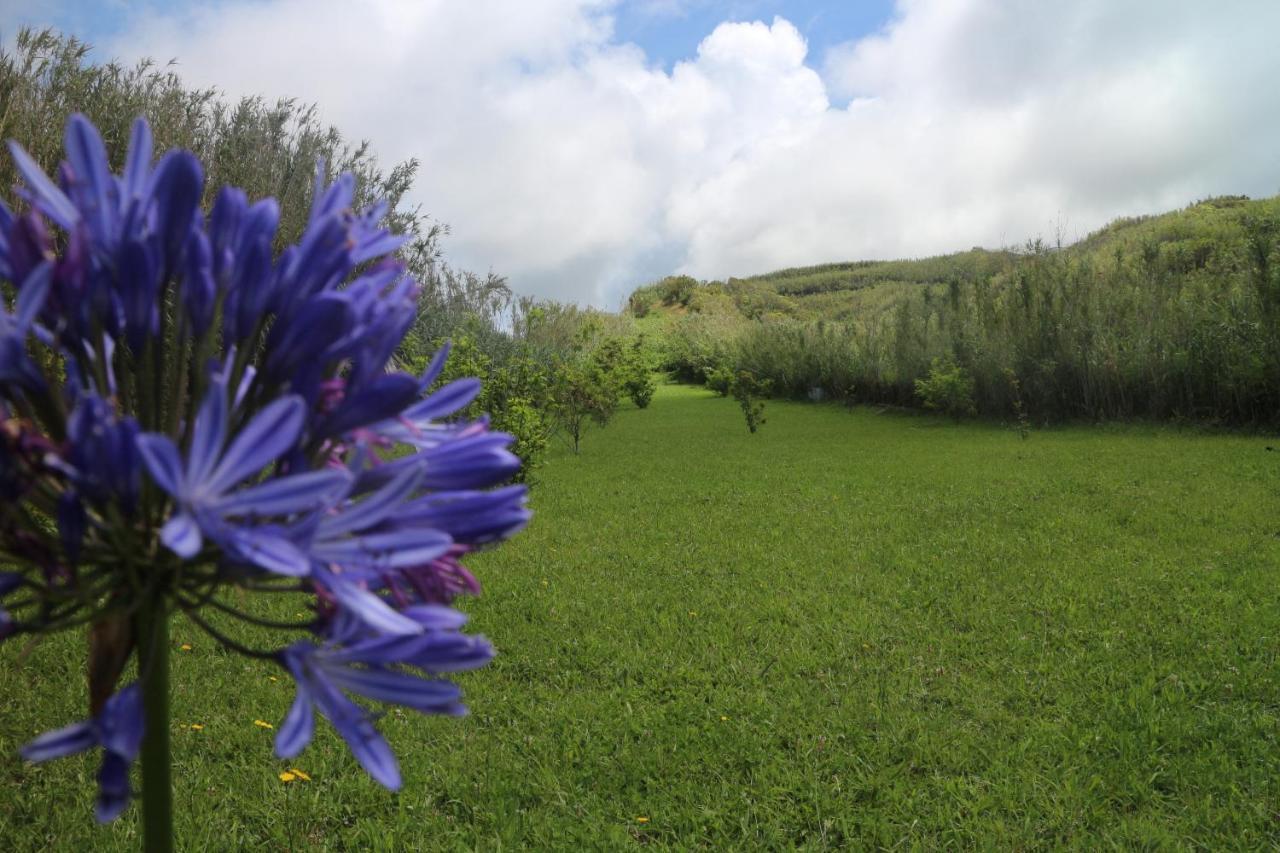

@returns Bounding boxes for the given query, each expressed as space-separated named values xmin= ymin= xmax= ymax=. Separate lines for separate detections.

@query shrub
xmin=705 ymin=365 xmax=734 ymax=397
xmin=731 ymin=371 xmax=772 ymax=433
xmin=426 ymin=336 xmax=554 ymax=483
xmin=551 ymin=359 xmax=621 ymax=454
xmin=622 ymin=340 xmax=657 ymax=408
xmin=915 ymin=359 xmax=977 ymax=420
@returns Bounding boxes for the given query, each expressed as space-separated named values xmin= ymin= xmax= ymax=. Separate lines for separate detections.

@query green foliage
xmin=0 ymin=28 xmax=442 ymax=267
xmin=730 ymin=370 xmax=771 ymax=433
xmin=915 ymin=359 xmax=977 ymax=420
xmin=634 ymin=193 xmax=1280 ymax=425
xmin=424 ymin=337 xmax=553 ymax=484
xmin=550 ymin=357 xmax=620 ymax=454
xmin=704 ymin=365 xmax=734 ymax=397
xmin=620 ymin=340 xmax=656 ymax=409
xmin=1003 ymin=367 xmax=1032 ymax=439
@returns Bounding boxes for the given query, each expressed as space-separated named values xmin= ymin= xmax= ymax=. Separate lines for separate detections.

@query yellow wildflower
xmin=254 ymin=719 xmax=274 ymax=729
xmin=180 ymin=644 xmax=193 ymax=651
xmin=635 ymin=816 xmax=650 ymax=823
xmin=278 ymin=771 xmax=297 ymax=783
xmin=190 ymin=724 xmax=204 ymax=731
xmin=289 ymin=768 xmax=311 ymax=781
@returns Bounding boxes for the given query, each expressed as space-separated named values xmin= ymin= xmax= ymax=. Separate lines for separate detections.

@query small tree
xmin=705 ymin=364 xmax=734 ymax=397
xmin=622 ymin=339 xmax=656 ymax=408
xmin=915 ymin=358 xmax=977 ymax=421
xmin=552 ymin=360 xmax=620 ymax=453
xmin=731 ymin=370 xmax=771 ymax=433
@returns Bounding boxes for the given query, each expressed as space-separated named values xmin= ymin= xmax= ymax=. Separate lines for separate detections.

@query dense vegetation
xmin=635 ymin=196 xmax=1280 ymax=426
xmin=4 ymin=385 xmax=1277 ymax=847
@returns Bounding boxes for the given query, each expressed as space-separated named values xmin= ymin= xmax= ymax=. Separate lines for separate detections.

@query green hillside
xmin=630 ymin=194 xmax=1278 ymax=325
xmin=628 ymin=194 xmax=1280 ymax=425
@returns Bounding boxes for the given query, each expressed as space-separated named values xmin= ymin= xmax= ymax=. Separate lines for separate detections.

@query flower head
xmin=0 ymin=114 xmax=528 ymax=819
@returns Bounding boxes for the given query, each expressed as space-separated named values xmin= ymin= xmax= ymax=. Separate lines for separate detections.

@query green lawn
xmin=3 ymin=383 xmax=1279 ymax=848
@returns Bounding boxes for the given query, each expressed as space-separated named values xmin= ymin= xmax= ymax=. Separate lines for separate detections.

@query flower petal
xmin=6 ymin=141 xmax=79 ymax=229
xmin=223 ymin=527 xmax=311 ymax=577
xmin=322 ymin=574 xmax=423 ymax=635
xmin=160 ymin=511 xmax=202 ymax=558
xmin=206 ymin=395 xmax=305 ymax=494
xmin=136 ymin=434 xmax=184 ymax=496
xmin=311 ymin=528 xmax=452 ymax=569
xmin=20 ymin=721 xmax=97 ymax=763
xmin=324 ymin=666 xmax=463 ymax=712
xmin=211 ymin=468 xmax=351 ymax=517
xmin=63 ymin=114 xmax=116 ymax=245
xmin=401 ymin=378 xmax=480 ymax=423
xmin=275 ymin=656 xmax=316 ymax=759
xmin=121 ymin=118 xmax=152 ymax=200
xmin=315 ymin=465 xmax=423 ymax=539
xmin=94 ymin=753 xmax=132 ymax=823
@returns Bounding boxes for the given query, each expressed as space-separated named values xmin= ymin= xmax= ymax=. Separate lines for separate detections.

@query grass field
xmin=3 ymin=383 xmax=1279 ymax=848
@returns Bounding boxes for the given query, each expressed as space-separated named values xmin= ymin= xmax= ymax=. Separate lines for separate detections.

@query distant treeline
xmin=633 ymin=195 xmax=1280 ymax=426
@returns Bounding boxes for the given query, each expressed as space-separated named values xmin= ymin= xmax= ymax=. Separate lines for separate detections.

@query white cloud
xmin=13 ymin=0 xmax=1279 ymax=305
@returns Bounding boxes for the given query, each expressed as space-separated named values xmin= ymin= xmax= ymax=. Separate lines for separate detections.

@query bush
xmin=551 ymin=359 xmax=620 ymax=454
xmin=425 ymin=336 xmax=554 ymax=483
xmin=731 ymin=371 xmax=772 ymax=434
xmin=622 ymin=340 xmax=656 ymax=408
xmin=705 ymin=365 xmax=734 ymax=397
xmin=915 ymin=359 xmax=977 ymax=421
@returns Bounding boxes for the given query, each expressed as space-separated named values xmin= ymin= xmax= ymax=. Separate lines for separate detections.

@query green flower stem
xmin=135 ymin=596 xmax=173 ymax=853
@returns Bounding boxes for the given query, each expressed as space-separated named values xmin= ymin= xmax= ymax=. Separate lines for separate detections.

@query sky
xmin=2 ymin=1 xmax=1279 ymax=308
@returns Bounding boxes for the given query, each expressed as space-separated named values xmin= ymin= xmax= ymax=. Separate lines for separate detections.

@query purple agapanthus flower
xmin=20 ymin=684 xmax=144 ymax=823
xmin=0 ymin=113 xmax=529 ymax=823
xmin=275 ymin=606 xmax=493 ymax=790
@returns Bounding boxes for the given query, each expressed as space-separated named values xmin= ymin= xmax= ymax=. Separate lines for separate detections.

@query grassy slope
xmin=633 ymin=194 xmax=1280 ymax=326
xmin=2 ymin=384 xmax=1279 ymax=848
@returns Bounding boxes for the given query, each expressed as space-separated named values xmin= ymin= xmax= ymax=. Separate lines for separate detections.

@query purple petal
xmin=324 ymin=575 xmax=423 ymax=635
xmin=135 ymin=434 xmax=184 ymax=495
xmin=310 ymin=675 xmax=402 ymax=790
xmin=206 ymin=395 xmax=305 ymax=494
xmin=401 ymin=378 xmax=481 ymax=423
xmin=119 ymin=238 xmax=158 ymax=351
xmin=312 ymin=528 xmax=452 ymax=569
xmin=63 ymin=114 xmax=116 ymax=244
xmin=403 ymin=634 xmax=494 ymax=674
xmin=187 ymin=382 xmax=228 ymax=487
xmin=97 ymin=684 xmax=143 ymax=759
xmin=402 ymin=604 xmax=469 ymax=631
xmin=320 ymin=373 xmax=420 ymax=439
xmin=20 ymin=721 xmax=97 ymax=762
xmin=350 ymin=231 xmax=407 ymax=264
xmin=6 ymin=141 xmax=79 ymax=229
xmin=160 ymin=511 xmax=201 ymax=558
xmin=122 ymin=117 xmax=153 ymax=199
xmin=14 ymin=261 xmax=52 ymax=329
xmin=94 ymin=753 xmax=132 ymax=823
xmin=148 ymin=150 xmax=204 ymax=274
xmin=211 ymin=468 xmax=352 ymax=517
xmin=417 ymin=342 xmax=451 ymax=389
xmin=223 ymin=527 xmax=310 ymax=577
xmin=421 ymin=434 xmax=521 ymax=490
xmin=275 ymin=657 xmax=315 ymax=759
xmin=324 ymin=666 xmax=462 ymax=711
xmin=315 ymin=465 xmax=423 ymax=539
